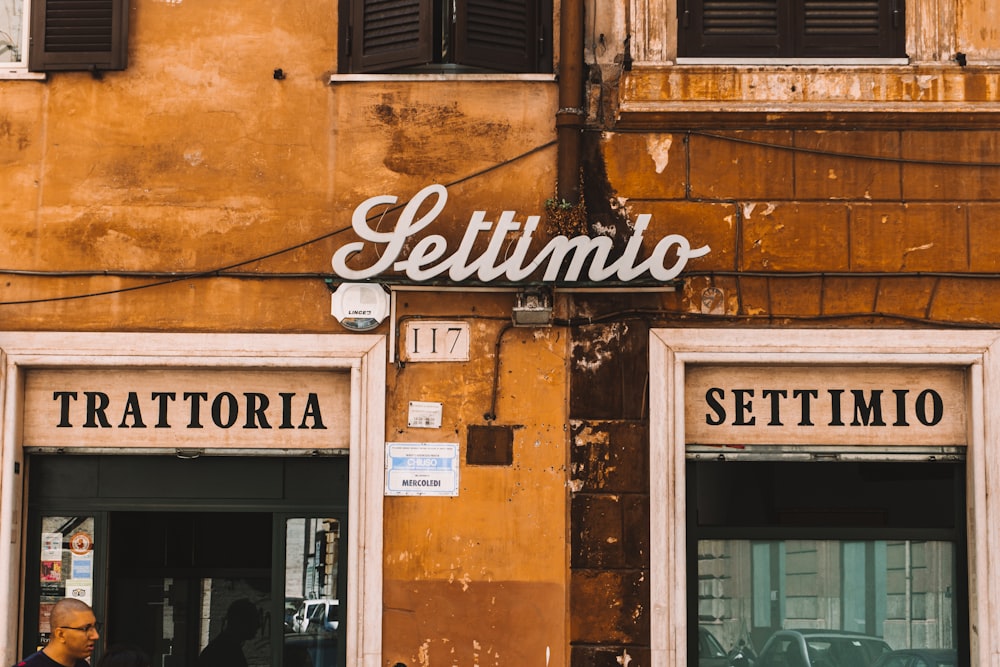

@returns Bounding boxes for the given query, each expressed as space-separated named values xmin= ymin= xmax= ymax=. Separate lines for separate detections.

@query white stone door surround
xmin=649 ymin=328 xmax=1000 ymax=667
xmin=0 ymin=332 xmax=386 ymax=667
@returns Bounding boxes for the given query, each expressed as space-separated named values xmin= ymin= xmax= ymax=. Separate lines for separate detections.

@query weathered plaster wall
xmin=567 ymin=125 xmax=1000 ymax=664
xmin=1 ymin=1 xmax=566 ymax=664
xmin=384 ymin=295 xmax=569 ymax=666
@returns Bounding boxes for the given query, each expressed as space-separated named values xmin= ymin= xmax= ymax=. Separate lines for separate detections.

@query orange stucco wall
xmin=1 ymin=1 xmax=566 ymax=664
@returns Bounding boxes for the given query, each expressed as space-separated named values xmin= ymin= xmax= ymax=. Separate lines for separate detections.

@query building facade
xmin=1 ymin=0 xmax=999 ymax=666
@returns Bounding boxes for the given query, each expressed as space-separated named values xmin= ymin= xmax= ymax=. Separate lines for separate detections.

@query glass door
xmin=23 ymin=455 xmax=350 ymax=667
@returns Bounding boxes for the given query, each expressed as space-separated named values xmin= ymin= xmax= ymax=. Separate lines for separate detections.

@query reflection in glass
xmin=284 ymin=518 xmax=340 ymax=667
xmin=198 ymin=584 xmax=269 ymax=667
xmin=698 ymin=539 xmax=957 ymax=664
xmin=0 ymin=0 xmax=24 ymax=63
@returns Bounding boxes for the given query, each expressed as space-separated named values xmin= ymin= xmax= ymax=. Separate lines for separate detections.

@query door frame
xmin=649 ymin=328 xmax=1000 ymax=667
xmin=0 ymin=332 xmax=386 ymax=667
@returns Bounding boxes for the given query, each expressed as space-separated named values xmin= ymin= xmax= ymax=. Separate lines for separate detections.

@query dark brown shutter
xmin=29 ymin=0 xmax=128 ymax=72
xmin=797 ymin=0 xmax=904 ymax=57
xmin=679 ymin=0 xmax=786 ymax=57
xmin=678 ymin=0 xmax=904 ymax=58
xmin=351 ymin=0 xmax=435 ymax=73
xmin=454 ymin=0 xmax=543 ymax=72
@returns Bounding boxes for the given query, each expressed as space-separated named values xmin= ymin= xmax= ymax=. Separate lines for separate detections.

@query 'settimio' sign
xmin=331 ymin=184 xmax=710 ymax=283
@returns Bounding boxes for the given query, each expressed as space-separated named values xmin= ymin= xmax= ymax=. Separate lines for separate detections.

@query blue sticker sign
xmin=385 ymin=442 xmax=460 ymax=496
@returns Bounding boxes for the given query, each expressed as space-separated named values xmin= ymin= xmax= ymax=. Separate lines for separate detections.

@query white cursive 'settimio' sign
xmin=331 ymin=184 xmax=710 ymax=282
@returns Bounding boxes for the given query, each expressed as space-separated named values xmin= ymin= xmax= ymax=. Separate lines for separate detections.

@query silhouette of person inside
xmin=197 ymin=599 xmax=260 ymax=667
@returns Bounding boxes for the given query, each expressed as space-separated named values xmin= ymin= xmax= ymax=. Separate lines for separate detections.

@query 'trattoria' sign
xmin=331 ymin=184 xmax=710 ymax=282
xmin=23 ymin=369 xmax=352 ymax=450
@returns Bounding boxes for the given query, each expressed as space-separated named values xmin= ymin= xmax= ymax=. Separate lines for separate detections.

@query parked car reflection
xmin=756 ymin=629 xmax=891 ymax=667
xmin=699 ymin=626 xmax=730 ymax=667
xmin=871 ymin=648 xmax=958 ymax=667
xmin=292 ymin=599 xmax=339 ymax=633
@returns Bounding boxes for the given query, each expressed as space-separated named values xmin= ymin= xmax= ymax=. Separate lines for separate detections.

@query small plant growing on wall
xmin=544 ymin=175 xmax=588 ymax=237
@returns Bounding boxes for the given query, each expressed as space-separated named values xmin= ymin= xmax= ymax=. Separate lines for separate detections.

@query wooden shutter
xmin=351 ymin=0 xmax=436 ymax=73
xmin=29 ymin=0 xmax=128 ymax=72
xmin=797 ymin=0 xmax=904 ymax=57
xmin=454 ymin=0 xmax=545 ymax=72
xmin=679 ymin=0 xmax=786 ymax=57
xmin=678 ymin=0 xmax=904 ymax=58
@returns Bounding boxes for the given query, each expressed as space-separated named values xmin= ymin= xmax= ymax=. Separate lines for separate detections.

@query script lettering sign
xmin=331 ymin=184 xmax=710 ymax=283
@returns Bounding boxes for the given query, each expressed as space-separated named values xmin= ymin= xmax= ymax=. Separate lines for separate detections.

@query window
xmin=677 ymin=0 xmax=905 ymax=59
xmin=1 ymin=0 xmax=127 ymax=74
xmin=1 ymin=0 xmax=28 ymax=69
xmin=339 ymin=0 xmax=552 ymax=74
xmin=689 ymin=460 xmax=968 ymax=667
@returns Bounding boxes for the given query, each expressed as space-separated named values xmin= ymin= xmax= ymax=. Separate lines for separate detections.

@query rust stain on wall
xmin=372 ymin=98 xmax=513 ymax=176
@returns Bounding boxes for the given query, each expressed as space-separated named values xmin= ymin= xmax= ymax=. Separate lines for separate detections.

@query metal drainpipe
xmin=556 ymin=0 xmax=585 ymax=204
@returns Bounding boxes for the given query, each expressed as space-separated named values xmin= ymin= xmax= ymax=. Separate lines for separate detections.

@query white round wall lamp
xmin=330 ymin=282 xmax=390 ymax=332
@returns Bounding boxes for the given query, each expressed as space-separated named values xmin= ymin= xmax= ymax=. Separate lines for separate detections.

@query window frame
xmin=0 ymin=0 xmax=36 ymax=78
xmin=648 ymin=329 xmax=1000 ymax=667
xmin=0 ymin=332 xmax=387 ymax=666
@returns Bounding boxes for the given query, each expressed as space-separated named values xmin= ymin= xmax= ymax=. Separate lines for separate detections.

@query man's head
xmin=45 ymin=598 xmax=99 ymax=665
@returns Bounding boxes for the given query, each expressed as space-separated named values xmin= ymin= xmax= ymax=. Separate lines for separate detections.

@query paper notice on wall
xmin=71 ymin=552 xmax=93 ymax=580
xmin=39 ymin=602 xmax=54 ymax=633
xmin=65 ymin=580 xmax=93 ymax=606
xmin=40 ymin=561 xmax=62 ymax=583
xmin=41 ymin=532 xmax=62 ymax=560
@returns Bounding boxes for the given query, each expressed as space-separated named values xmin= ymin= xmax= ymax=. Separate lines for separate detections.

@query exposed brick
xmin=622 ymin=494 xmax=651 ymax=569
xmin=767 ymin=277 xmax=825 ymax=317
xmin=849 ymin=203 xmax=969 ymax=271
xmin=571 ymin=645 xmax=653 ymax=667
xmin=968 ymin=204 xmax=1000 ymax=272
xmin=927 ymin=278 xmax=1000 ymax=324
xmin=572 ymin=494 xmax=626 ymax=568
xmin=818 ymin=276 xmax=881 ymax=316
xmin=902 ymin=131 xmax=1000 ymax=201
xmin=571 ymin=421 xmax=649 ymax=493
xmin=732 ymin=276 xmax=772 ymax=318
xmin=603 ymin=132 xmax=687 ymax=200
xmin=571 ymin=569 xmax=650 ymax=644
xmin=873 ymin=276 xmax=941 ymax=319
xmin=637 ymin=200 xmax=739 ymax=272
xmin=792 ymin=130 xmax=902 ymax=201
xmin=741 ymin=202 xmax=850 ymax=271
xmin=689 ymin=131 xmax=795 ymax=200
xmin=570 ymin=317 xmax=650 ymax=420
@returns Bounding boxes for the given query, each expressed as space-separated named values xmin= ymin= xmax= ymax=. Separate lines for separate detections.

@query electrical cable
xmin=0 ymin=140 xmax=557 ymax=307
xmin=6 ymin=126 xmax=1000 ymax=307
xmin=687 ymin=129 xmax=1000 ymax=167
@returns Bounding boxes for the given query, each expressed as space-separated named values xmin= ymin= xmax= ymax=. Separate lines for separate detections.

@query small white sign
xmin=65 ymin=579 xmax=93 ymax=606
xmin=408 ymin=401 xmax=443 ymax=429
xmin=385 ymin=442 xmax=459 ymax=496
xmin=401 ymin=321 xmax=470 ymax=362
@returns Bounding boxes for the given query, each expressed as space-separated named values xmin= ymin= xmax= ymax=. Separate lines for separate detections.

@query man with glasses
xmin=11 ymin=598 xmax=100 ymax=667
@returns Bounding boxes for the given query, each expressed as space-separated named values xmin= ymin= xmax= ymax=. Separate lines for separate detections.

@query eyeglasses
xmin=58 ymin=622 xmax=102 ymax=634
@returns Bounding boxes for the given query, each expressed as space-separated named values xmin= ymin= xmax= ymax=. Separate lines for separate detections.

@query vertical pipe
xmin=557 ymin=0 xmax=585 ymax=204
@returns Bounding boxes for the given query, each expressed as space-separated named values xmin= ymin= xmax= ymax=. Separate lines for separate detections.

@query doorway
xmin=24 ymin=455 xmax=348 ymax=667
xmin=108 ymin=511 xmax=273 ymax=667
